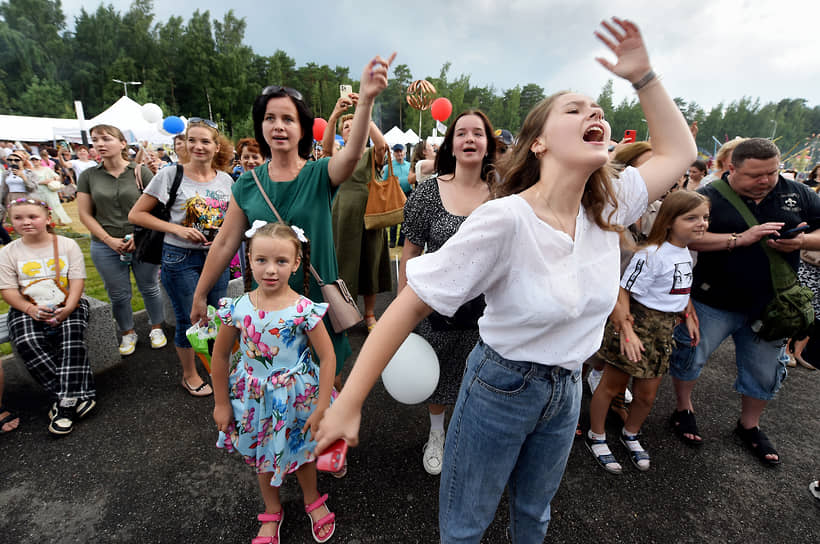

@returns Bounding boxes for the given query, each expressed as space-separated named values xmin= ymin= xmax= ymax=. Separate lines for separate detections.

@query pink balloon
xmin=430 ymin=98 xmax=453 ymax=122
xmin=312 ymin=118 xmax=328 ymax=141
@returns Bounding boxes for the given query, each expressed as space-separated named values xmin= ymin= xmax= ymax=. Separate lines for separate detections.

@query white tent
xmin=90 ymin=96 xmax=173 ymax=145
xmin=383 ymin=126 xmax=407 ymax=148
xmin=0 ymin=114 xmax=84 ymax=142
xmin=403 ymin=128 xmax=421 ymax=145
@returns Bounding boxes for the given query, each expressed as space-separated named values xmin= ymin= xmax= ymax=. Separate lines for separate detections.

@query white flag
xmin=436 ymin=120 xmax=447 ymax=134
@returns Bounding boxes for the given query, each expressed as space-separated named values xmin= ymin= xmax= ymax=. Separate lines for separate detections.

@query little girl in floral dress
xmin=212 ymin=221 xmax=337 ymax=544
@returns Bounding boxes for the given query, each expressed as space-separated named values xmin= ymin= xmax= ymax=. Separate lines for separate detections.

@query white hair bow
xmin=291 ymin=225 xmax=308 ymax=243
xmin=245 ymin=220 xmax=268 ymax=238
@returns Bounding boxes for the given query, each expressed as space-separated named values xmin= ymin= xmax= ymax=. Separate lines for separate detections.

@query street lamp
xmin=112 ymin=79 xmax=142 ymax=97
xmin=770 ymin=119 xmax=777 ymax=139
xmin=641 ymin=118 xmax=648 ymax=141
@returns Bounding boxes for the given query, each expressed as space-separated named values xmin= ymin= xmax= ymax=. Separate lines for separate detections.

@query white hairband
xmin=244 ymin=220 xmax=308 ymax=243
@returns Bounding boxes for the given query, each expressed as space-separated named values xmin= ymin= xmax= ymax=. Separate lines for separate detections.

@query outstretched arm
xmin=595 ymin=17 xmax=696 ymax=203
xmin=322 ymin=94 xmax=358 ymax=157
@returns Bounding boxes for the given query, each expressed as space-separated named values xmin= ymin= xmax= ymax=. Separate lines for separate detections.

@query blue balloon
xmin=162 ymin=116 xmax=185 ymax=134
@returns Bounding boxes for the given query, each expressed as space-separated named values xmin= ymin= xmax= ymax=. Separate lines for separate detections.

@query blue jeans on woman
xmin=160 ymin=243 xmax=229 ymax=348
xmin=439 ymin=340 xmax=581 ymax=544
xmin=90 ymin=240 xmax=165 ymax=332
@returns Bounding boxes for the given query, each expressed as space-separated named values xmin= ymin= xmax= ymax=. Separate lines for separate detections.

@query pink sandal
xmin=305 ymin=493 xmax=335 ymax=543
xmin=251 ymin=511 xmax=283 ymax=544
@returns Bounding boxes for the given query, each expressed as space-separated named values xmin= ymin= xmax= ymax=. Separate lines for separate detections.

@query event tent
xmin=90 ymin=96 xmax=173 ymax=145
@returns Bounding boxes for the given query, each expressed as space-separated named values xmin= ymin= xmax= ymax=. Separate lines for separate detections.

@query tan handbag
xmin=250 ymin=169 xmax=363 ymax=332
xmin=22 ymin=235 xmax=69 ymax=307
xmin=364 ymin=150 xmax=406 ymax=230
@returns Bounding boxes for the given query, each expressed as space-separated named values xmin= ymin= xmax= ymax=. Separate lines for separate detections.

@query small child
xmin=586 ymin=191 xmax=709 ymax=473
xmin=212 ymin=221 xmax=337 ymax=543
xmin=0 ymin=198 xmax=94 ymax=435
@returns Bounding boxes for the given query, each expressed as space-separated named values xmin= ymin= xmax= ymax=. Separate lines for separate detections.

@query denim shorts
xmin=439 ymin=340 xmax=581 ymax=543
xmin=160 ymin=243 xmax=229 ymax=348
xmin=669 ymin=299 xmax=787 ymax=400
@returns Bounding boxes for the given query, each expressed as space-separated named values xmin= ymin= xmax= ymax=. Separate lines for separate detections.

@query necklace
xmin=544 ymin=198 xmax=572 ymax=235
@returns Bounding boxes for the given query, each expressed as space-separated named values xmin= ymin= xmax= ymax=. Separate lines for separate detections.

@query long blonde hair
xmin=495 ymin=92 xmax=621 ymax=232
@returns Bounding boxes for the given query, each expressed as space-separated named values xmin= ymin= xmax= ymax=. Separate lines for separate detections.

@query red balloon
xmin=312 ymin=118 xmax=328 ymax=141
xmin=430 ymin=97 xmax=453 ymax=122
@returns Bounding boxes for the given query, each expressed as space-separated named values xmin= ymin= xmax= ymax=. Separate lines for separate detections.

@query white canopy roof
xmin=0 ymin=114 xmax=85 ymax=142
xmin=383 ymin=126 xmax=406 ymax=147
xmin=90 ymin=96 xmax=173 ymax=145
xmin=403 ymin=128 xmax=420 ymax=145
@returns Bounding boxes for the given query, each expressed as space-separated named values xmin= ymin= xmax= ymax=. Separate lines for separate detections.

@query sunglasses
xmin=188 ymin=117 xmax=219 ymax=131
xmin=7 ymin=157 xmax=22 ymax=162
xmin=261 ymin=85 xmax=304 ymax=102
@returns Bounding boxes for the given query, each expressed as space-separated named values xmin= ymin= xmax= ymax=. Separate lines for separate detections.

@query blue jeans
xmin=161 ymin=244 xmax=229 ymax=348
xmin=439 ymin=340 xmax=581 ymax=544
xmin=90 ymin=240 xmax=165 ymax=333
xmin=670 ymin=299 xmax=787 ymax=400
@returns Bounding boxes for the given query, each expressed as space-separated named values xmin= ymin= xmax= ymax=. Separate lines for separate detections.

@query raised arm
xmin=595 ymin=17 xmax=696 ymax=203
xmin=322 ymin=93 xmax=358 ymax=157
xmin=327 ymin=53 xmax=396 ymax=185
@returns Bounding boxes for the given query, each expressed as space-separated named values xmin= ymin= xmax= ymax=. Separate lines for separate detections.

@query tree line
xmin=2 ymin=0 xmax=819 ymax=166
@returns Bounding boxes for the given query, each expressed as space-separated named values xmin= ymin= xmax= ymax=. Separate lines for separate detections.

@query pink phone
xmin=624 ymin=129 xmax=637 ymax=143
xmin=316 ymin=439 xmax=348 ymax=472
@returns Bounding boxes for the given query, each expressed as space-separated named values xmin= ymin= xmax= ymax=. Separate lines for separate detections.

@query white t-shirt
xmin=407 ymin=166 xmax=649 ymax=370
xmin=70 ymin=159 xmax=97 ymax=179
xmin=0 ymin=236 xmax=86 ymax=290
xmin=143 ymin=166 xmax=233 ymax=250
xmin=5 ymin=172 xmax=28 ymax=193
xmin=620 ymin=241 xmax=692 ymax=313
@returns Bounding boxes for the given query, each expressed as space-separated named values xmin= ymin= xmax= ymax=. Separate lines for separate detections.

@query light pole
xmin=770 ymin=119 xmax=777 ymax=139
xmin=112 ymin=79 xmax=142 ymax=97
xmin=641 ymin=118 xmax=648 ymax=141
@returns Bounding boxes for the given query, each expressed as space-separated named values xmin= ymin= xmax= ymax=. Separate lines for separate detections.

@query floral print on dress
xmin=215 ymin=294 xmax=330 ymax=487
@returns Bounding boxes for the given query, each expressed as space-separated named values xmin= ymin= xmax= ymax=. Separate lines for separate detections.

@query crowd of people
xmin=1 ymin=16 xmax=820 ymax=543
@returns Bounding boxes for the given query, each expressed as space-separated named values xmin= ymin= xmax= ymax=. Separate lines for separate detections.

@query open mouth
xmin=583 ymin=126 xmax=605 ymax=143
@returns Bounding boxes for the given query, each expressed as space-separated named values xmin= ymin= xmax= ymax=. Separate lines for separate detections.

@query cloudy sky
xmin=60 ymin=0 xmax=818 ymax=111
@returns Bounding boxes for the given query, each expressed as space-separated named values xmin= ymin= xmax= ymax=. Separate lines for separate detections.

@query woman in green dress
xmin=323 ymin=93 xmax=392 ymax=331
xmin=191 ymin=53 xmax=395 ymax=389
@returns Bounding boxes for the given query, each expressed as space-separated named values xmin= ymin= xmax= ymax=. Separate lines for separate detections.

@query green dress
xmin=331 ymin=147 xmax=392 ymax=301
xmin=232 ymin=159 xmax=352 ymax=373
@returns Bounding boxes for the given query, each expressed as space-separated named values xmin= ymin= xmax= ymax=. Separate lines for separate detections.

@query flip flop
xmin=0 ymin=405 xmax=20 ymax=433
xmin=181 ymin=378 xmax=213 ymax=397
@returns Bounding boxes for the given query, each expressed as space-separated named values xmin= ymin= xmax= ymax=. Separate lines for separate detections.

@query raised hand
xmin=594 ymin=17 xmax=652 ymax=84
xmin=358 ymin=52 xmax=397 ymax=101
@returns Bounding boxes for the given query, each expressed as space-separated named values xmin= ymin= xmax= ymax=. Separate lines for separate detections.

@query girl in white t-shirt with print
xmin=587 ymin=190 xmax=709 ymax=474
xmin=317 ymin=18 xmax=698 ymax=543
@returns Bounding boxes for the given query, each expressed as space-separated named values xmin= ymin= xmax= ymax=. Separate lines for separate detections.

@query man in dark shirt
xmin=670 ymin=138 xmax=820 ymax=465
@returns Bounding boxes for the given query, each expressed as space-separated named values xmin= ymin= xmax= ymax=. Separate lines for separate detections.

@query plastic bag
xmin=186 ymin=305 xmax=219 ymax=372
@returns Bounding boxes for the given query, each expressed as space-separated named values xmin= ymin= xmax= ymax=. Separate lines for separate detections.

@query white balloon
xmin=142 ymin=103 xmax=163 ymax=124
xmin=155 ymin=121 xmax=171 ymax=136
xmin=381 ymin=333 xmax=439 ymax=404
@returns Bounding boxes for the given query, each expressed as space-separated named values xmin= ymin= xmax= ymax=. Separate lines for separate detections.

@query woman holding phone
xmin=317 ymin=18 xmax=696 ymax=542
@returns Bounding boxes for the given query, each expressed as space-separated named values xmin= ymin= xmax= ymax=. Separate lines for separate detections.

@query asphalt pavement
xmin=1 ymin=290 xmax=819 ymax=543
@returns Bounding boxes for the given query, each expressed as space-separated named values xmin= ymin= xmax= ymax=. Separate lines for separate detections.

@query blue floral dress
xmin=215 ymin=294 xmax=329 ymax=487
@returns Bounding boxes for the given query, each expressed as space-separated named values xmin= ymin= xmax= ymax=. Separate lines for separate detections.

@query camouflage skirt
xmin=597 ymin=299 xmax=678 ymax=379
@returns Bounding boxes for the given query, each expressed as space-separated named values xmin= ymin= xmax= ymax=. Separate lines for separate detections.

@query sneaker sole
xmin=48 ymin=421 xmax=73 ymax=435
xmin=150 ymin=340 xmax=167 ymax=349
xmin=119 ymin=345 xmax=136 ymax=356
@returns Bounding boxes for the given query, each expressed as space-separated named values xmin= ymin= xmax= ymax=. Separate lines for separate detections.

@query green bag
xmin=185 ymin=305 xmax=220 ymax=366
xmin=712 ymin=180 xmax=815 ymax=341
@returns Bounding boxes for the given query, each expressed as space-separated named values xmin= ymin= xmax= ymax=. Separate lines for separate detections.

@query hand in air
xmin=358 ymin=53 xmax=397 ymax=101
xmin=333 ymin=93 xmax=359 ymax=116
xmin=594 ymin=17 xmax=652 ymax=84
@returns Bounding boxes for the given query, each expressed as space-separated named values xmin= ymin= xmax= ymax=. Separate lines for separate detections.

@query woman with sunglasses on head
xmin=191 ymin=54 xmax=395 ymax=392
xmin=77 ymin=124 xmax=167 ymax=357
xmin=129 ymin=119 xmax=234 ymax=397
xmin=317 ymin=19 xmax=695 ymax=542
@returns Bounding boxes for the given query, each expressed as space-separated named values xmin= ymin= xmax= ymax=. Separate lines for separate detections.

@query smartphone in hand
xmin=316 ymin=439 xmax=348 ymax=473
xmin=777 ymin=225 xmax=810 ymax=239
xmin=339 ymin=84 xmax=353 ymax=99
xmin=623 ymin=129 xmax=637 ymax=143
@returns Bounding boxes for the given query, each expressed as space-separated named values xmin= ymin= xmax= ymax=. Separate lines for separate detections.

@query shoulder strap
xmin=52 ymin=234 xmax=61 ymax=280
xmin=711 ymin=179 xmax=796 ymax=291
xmin=250 ymin=166 xmax=325 ymax=285
xmin=166 ymin=164 xmax=185 ymax=208
xmin=387 ymin=152 xmax=395 ymax=178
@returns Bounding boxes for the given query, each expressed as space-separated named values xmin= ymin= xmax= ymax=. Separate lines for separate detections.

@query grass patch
xmin=0 ymin=228 xmax=147 ymax=355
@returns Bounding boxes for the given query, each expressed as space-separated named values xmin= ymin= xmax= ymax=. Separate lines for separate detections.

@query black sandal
xmin=0 ymin=404 xmax=20 ymax=434
xmin=670 ymin=409 xmax=703 ymax=446
xmin=734 ymin=421 xmax=781 ymax=466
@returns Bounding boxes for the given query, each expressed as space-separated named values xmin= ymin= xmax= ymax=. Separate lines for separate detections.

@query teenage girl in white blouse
xmin=317 ymin=17 xmax=696 ymax=543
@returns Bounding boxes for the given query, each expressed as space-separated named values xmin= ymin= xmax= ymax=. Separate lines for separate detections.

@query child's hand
xmin=685 ymin=313 xmax=700 ymax=347
xmin=26 ymin=304 xmax=54 ymax=322
xmin=213 ymin=402 xmax=233 ymax=434
xmin=302 ymin=405 xmax=327 ymax=439
xmin=619 ymin=325 xmax=644 ymax=362
xmin=314 ymin=398 xmax=361 ymax=454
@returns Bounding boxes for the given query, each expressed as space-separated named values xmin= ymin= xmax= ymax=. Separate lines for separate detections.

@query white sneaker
xmin=119 ymin=333 xmax=138 ymax=356
xmin=149 ymin=328 xmax=167 ymax=349
xmin=624 ymin=387 xmax=634 ymax=404
xmin=587 ymin=369 xmax=602 ymax=394
xmin=422 ymin=430 xmax=445 ymax=475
